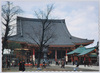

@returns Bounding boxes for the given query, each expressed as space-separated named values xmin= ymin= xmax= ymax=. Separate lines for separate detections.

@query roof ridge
xmin=17 ymin=16 xmax=65 ymax=21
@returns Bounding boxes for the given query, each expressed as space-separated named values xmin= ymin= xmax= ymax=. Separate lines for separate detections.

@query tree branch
xmin=2 ymin=21 xmax=6 ymax=26
xmin=44 ymin=21 xmax=51 ymax=30
xmin=1 ymin=1 xmax=23 ymax=54
xmin=43 ymin=35 xmax=53 ymax=45
xmin=26 ymin=33 xmax=40 ymax=47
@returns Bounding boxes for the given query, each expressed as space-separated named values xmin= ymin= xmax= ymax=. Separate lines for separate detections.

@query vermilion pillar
xmin=89 ymin=57 xmax=91 ymax=62
xmin=84 ymin=57 xmax=86 ymax=61
xmin=77 ymin=57 xmax=78 ymax=61
xmin=66 ymin=50 xmax=68 ymax=62
xmin=71 ymin=56 xmax=73 ymax=62
xmin=33 ymin=49 xmax=35 ymax=63
xmin=55 ymin=50 xmax=57 ymax=61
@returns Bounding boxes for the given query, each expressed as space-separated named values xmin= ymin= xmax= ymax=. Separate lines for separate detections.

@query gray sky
xmin=1 ymin=0 xmax=99 ymax=47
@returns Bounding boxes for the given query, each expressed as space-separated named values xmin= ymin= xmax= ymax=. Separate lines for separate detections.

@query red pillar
xmin=84 ymin=57 xmax=86 ymax=61
xmin=71 ymin=56 xmax=73 ymax=62
xmin=77 ymin=57 xmax=78 ymax=61
xmin=89 ymin=57 xmax=91 ymax=62
xmin=55 ymin=50 xmax=57 ymax=61
xmin=66 ymin=50 xmax=68 ymax=62
xmin=33 ymin=49 xmax=35 ymax=63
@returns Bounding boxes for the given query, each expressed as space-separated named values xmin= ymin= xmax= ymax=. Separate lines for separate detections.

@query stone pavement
xmin=66 ymin=65 xmax=99 ymax=71
xmin=2 ymin=64 xmax=99 ymax=72
xmin=51 ymin=64 xmax=99 ymax=70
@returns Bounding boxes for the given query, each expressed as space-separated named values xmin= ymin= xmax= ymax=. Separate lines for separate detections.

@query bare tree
xmin=27 ymin=4 xmax=57 ymax=67
xmin=2 ymin=1 xmax=23 ymax=55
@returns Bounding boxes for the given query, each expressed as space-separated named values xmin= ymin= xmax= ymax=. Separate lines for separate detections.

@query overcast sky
xmin=2 ymin=0 xmax=99 ymax=48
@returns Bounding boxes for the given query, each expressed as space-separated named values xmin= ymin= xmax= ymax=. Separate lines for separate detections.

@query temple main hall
xmin=8 ymin=16 xmax=94 ymax=63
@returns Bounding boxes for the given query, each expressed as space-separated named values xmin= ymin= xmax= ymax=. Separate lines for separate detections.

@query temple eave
xmin=49 ymin=45 xmax=75 ymax=47
xmin=8 ymin=40 xmax=75 ymax=48
xmin=74 ymin=41 xmax=94 ymax=46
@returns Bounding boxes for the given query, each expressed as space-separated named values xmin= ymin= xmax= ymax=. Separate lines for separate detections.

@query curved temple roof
xmin=8 ymin=16 xmax=93 ymax=47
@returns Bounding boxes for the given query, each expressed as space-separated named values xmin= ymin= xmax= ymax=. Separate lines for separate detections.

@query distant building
xmin=8 ymin=16 xmax=94 ymax=63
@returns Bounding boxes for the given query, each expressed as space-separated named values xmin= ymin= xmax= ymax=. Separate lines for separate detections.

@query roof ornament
xmin=79 ymin=45 xmax=83 ymax=47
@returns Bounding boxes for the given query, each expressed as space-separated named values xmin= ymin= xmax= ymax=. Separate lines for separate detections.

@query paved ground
xmin=2 ymin=64 xmax=99 ymax=72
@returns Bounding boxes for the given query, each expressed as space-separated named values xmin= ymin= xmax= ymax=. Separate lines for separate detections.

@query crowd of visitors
xmin=84 ymin=60 xmax=92 ymax=67
xmin=3 ymin=57 xmax=94 ymax=72
xmin=55 ymin=58 xmax=66 ymax=68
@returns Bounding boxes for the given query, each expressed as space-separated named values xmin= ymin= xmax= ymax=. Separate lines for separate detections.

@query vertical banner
xmin=66 ymin=50 xmax=68 ymax=61
xmin=33 ymin=49 xmax=35 ymax=63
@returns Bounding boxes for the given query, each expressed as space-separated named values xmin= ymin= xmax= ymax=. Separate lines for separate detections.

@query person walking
xmin=31 ymin=60 xmax=34 ymax=67
xmin=43 ymin=60 xmax=46 ymax=68
xmin=84 ymin=61 xmax=86 ymax=67
xmin=61 ymin=60 xmax=65 ymax=68
xmin=58 ymin=60 xmax=60 ymax=66
xmin=22 ymin=61 xmax=25 ymax=71
xmin=7 ymin=60 xmax=10 ymax=70
xmin=89 ymin=61 xmax=92 ymax=67
xmin=76 ymin=60 xmax=80 ymax=67
xmin=19 ymin=61 xmax=22 ymax=71
xmin=73 ymin=61 xmax=74 ymax=65
xmin=74 ymin=60 xmax=80 ymax=71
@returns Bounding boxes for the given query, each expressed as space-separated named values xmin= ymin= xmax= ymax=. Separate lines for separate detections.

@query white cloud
xmin=87 ymin=6 xmax=95 ymax=11
xmin=19 ymin=14 xmax=34 ymax=18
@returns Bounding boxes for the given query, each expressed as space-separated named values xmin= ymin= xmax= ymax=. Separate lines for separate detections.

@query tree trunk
xmin=2 ymin=26 xmax=9 ymax=55
xmin=2 ymin=24 xmax=9 ymax=69
xmin=37 ymin=47 xmax=42 ymax=68
xmin=37 ymin=52 xmax=41 ymax=67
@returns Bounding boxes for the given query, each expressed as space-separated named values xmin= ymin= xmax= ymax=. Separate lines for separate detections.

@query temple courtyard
xmin=2 ymin=64 xmax=99 ymax=72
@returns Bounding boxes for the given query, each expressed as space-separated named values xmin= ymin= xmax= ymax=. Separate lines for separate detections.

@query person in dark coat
xmin=58 ymin=60 xmax=60 ymax=66
xmin=73 ymin=61 xmax=74 ymax=65
xmin=89 ymin=61 xmax=92 ymax=67
xmin=61 ymin=60 xmax=65 ymax=68
xmin=19 ymin=61 xmax=22 ymax=71
xmin=76 ymin=60 xmax=80 ymax=67
xmin=22 ymin=61 xmax=25 ymax=71
xmin=31 ymin=60 xmax=34 ymax=67
xmin=56 ymin=61 xmax=59 ymax=65
xmin=84 ymin=60 xmax=86 ymax=67
xmin=7 ymin=60 xmax=10 ymax=69
xmin=43 ymin=61 xmax=46 ymax=68
xmin=74 ymin=60 xmax=80 ymax=71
